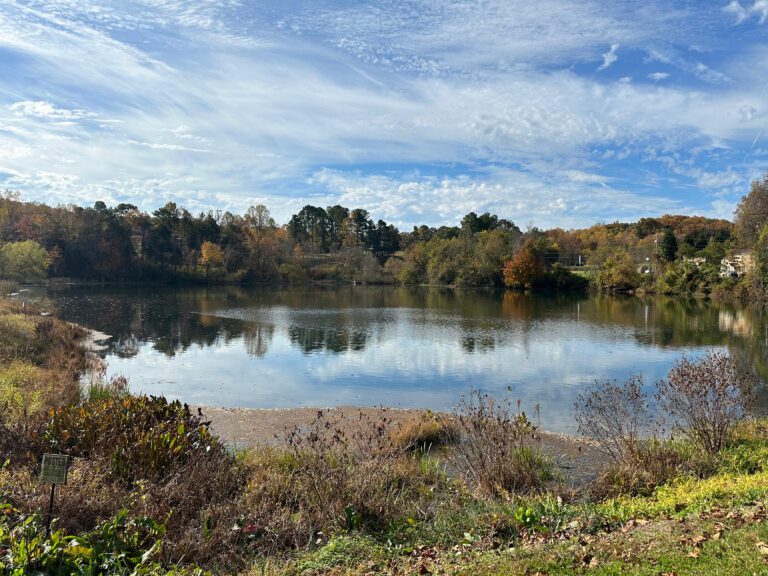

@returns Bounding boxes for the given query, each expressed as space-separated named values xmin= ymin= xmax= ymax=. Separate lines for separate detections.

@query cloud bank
xmin=0 ymin=1 xmax=765 ymax=228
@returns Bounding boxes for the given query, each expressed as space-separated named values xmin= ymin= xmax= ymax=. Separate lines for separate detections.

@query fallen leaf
xmin=687 ymin=549 xmax=701 ymax=558
xmin=691 ymin=534 xmax=708 ymax=546
xmin=756 ymin=541 xmax=768 ymax=556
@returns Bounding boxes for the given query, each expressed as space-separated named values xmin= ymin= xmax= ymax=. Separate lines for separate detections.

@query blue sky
xmin=0 ymin=1 xmax=767 ymax=229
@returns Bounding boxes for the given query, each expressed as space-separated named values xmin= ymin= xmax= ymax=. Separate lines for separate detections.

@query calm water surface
xmin=28 ymin=286 xmax=768 ymax=433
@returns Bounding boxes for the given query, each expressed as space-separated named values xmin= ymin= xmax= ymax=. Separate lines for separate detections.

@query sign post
xmin=40 ymin=454 xmax=69 ymax=538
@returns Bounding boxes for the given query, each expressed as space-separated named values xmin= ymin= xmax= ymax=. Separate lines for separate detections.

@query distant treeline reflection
xmin=42 ymin=286 xmax=768 ymax=383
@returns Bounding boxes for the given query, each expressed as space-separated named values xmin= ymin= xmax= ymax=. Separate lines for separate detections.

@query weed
xmin=451 ymin=391 xmax=552 ymax=498
xmin=240 ymin=410 xmax=454 ymax=554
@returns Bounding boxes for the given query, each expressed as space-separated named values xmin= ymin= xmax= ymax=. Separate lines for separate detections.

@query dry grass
xmin=239 ymin=410 xmax=454 ymax=555
xmin=389 ymin=411 xmax=459 ymax=451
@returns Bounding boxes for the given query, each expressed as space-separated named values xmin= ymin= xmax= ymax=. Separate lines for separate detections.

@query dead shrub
xmin=574 ymin=375 xmax=650 ymax=464
xmin=450 ymin=391 xmax=552 ymax=498
xmin=574 ymin=372 xmax=722 ymax=498
xmin=656 ymin=350 xmax=754 ymax=454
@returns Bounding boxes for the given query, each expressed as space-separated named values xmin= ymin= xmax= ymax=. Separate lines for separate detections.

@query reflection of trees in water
xmin=112 ymin=335 xmax=139 ymax=358
xmin=50 ymin=286 xmax=256 ymax=358
xmin=288 ymin=326 xmax=368 ymax=354
xmin=243 ymin=323 xmax=275 ymax=357
xmin=46 ymin=286 xmax=768 ymax=401
xmin=722 ymin=308 xmax=768 ymax=416
xmin=461 ymin=334 xmax=497 ymax=353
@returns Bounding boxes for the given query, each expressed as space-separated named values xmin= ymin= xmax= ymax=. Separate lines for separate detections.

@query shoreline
xmin=198 ymin=404 xmax=607 ymax=485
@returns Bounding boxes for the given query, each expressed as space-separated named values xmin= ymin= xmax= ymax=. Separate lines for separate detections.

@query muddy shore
xmin=199 ymin=405 xmax=607 ymax=485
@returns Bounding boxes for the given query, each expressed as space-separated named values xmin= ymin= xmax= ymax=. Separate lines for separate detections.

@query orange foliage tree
xmin=502 ymin=246 xmax=546 ymax=289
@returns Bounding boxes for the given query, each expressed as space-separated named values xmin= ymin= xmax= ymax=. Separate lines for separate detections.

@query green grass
xmin=258 ymin=447 xmax=768 ymax=575
xmin=263 ymin=499 xmax=768 ymax=575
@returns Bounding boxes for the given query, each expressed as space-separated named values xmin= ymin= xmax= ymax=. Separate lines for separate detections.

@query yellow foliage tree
xmin=198 ymin=241 xmax=224 ymax=272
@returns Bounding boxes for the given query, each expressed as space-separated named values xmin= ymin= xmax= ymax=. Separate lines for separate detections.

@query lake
xmin=26 ymin=285 xmax=768 ymax=434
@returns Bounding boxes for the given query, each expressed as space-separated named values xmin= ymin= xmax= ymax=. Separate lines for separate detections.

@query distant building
xmin=719 ymin=251 xmax=754 ymax=278
xmin=682 ymin=256 xmax=707 ymax=268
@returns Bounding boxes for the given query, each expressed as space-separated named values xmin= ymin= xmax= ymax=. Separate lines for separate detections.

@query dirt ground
xmin=199 ymin=405 xmax=608 ymax=486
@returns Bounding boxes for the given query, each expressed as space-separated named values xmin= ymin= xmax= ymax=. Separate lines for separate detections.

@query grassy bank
xmin=1 ymin=299 xmax=768 ymax=575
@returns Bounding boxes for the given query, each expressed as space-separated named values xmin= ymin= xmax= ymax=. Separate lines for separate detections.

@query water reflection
xmin=28 ymin=285 xmax=768 ymax=433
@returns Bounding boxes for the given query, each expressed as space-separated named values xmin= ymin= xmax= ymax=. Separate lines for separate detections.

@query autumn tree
xmin=594 ymin=253 xmax=640 ymax=292
xmin=503 ymin=245 xmax=546 ymax=289
xmin=198 ymin=241 xmax=224 ymax=273
xmin=734 ymin=173 xmax=768 ymax=249
xmin=243 ymin=206 xmax=284 ymax=280
xmin=244 ymin=204 xmax=275 ymax=231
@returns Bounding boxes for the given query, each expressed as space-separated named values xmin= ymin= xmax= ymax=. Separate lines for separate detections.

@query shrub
xmin=450 ymin=391 xmax=552 ymax=498
xmin=241 ymin=410 xmax=451 ymax=553
xmin=43 ymin=396 xmax=230 ymax=484
xmin=656 ymin=351 xmax=754 ymax=454
xmin=574 ymin=375 xmax=650 ymax=464
xmin=0 ymin=361 xmax=43 ymax=424
xmin=594 ymin=253 xmax=640 ymax=292
xmin=0 ymin=505 xmax=179 ymax=575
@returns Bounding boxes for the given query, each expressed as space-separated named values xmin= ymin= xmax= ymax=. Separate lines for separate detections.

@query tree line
xmin=0 ymin=189 xmax=744 ymax=295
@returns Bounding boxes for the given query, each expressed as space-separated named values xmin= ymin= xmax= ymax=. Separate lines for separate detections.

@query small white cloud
xmin=598 ymin=43 xmax=620 ymax=71
xmin=696 ymin=170 xmax=743 ymax=188
xmin=739 ymin=104 xmax=758 ymax=121
xmin=8 ymin=100 xmax=90 ymax=120
xmin=166 ymin=125 xmax=210 ymax=144
xmin=724 ymin=0 xmax=750 ymax=22
xmin=562 ymin=170 xmax=611 ymax=186
xmin=127 ymin=140 xmax=210 ymax=153
xmin=618 ymin=76 xmax=632 ymax=84
xmin=648 ymin=72 xmax=670 ymax=82
xmin=693 ymin=62 xmax=730 ymax=84
xmin=725 ymin=0 xmax=768 ymax=24
xmin=0 ymin=144 xmax=33 ymax=159
xmin=645 ymin=49 xmax=730 ymax=84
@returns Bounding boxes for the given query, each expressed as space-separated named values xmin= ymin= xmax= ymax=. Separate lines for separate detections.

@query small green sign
xmin=40 ymin=454 xmax=69 ymax=485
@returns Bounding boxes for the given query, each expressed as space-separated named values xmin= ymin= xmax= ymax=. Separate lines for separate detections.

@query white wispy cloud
xmin=127 ymin=140 xmax=210 ymax=153
xmin=308 ymin=167 xmax=680 ymax=229
xmin=0 ymin=0 xmax=764 ymax=226
xmin=598 ymin=43 xmax=620 ymax=71
xmin=8 ymin=101 xmax=93 ymax=120
xmin=724 ymin=0 xmax=768 ymax=24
